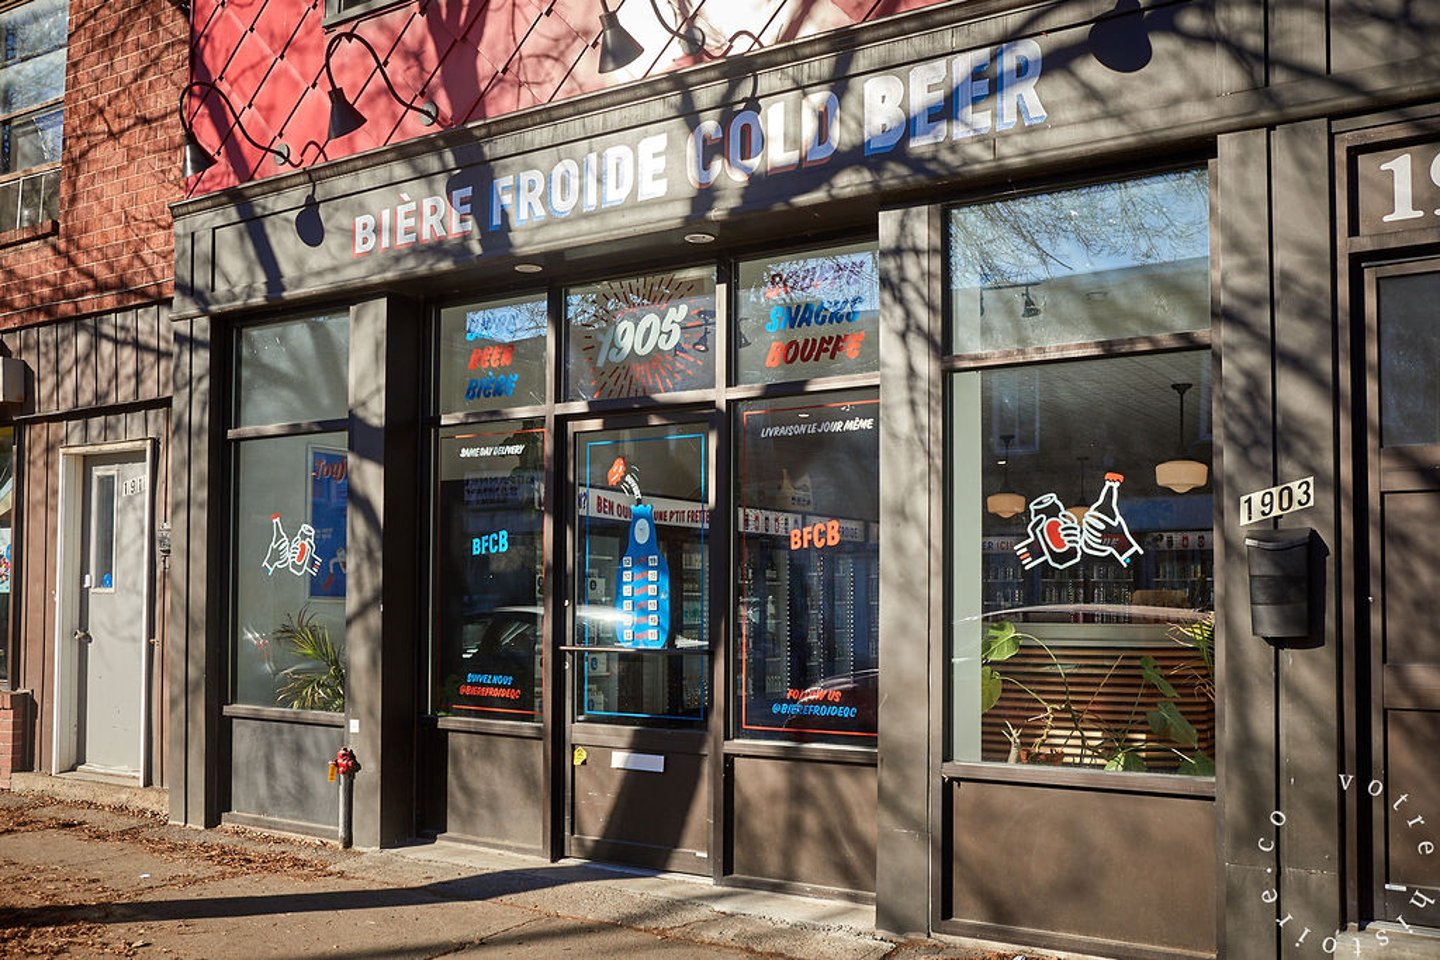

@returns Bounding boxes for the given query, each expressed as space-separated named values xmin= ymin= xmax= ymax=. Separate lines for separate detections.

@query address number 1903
xmin=1239 ymin=477 xmax=1315 ymax=527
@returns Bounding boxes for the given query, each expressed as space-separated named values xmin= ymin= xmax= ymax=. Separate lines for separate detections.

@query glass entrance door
xmin=564 ymin=417 xmax=714 ymax=872
xmin=1365 ymin=261 xmax=1440 ymax=922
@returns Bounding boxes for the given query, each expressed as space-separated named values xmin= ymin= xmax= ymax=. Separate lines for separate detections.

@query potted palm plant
xmin=274 ymin=608 xmax=345 ymax=712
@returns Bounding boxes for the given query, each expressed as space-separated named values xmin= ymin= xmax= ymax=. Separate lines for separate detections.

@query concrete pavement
xmin=0 ymin=781 xmax=1072 ymax=960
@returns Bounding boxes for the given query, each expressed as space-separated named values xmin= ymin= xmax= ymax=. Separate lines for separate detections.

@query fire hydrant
xmin=331 ymin=746 xmax=360 ymax=848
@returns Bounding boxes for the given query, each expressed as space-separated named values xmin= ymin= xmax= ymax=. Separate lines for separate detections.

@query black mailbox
xmin=1244 ymin=529 xmax=1316 ymax=639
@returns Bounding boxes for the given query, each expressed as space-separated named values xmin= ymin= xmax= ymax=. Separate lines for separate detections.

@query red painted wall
xmin=186 ymin=0 xmax=948 ymax=195
xmin=1 ymin=0 xmax=187 ymax=328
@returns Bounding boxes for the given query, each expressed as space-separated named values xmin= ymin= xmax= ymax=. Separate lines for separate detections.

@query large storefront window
xmin=948 ymin=168 xmax=1209 ymax=355
xmin=437 ymin=294 xmax=548 ymax=412
xmin=948 ymin=170 xmax=1214 ymax=775
xmin=1379 ymin=272 xmax=1440 ymax=446
xmin=572 ymin=423 xmax=709 ymax=726
xmin=433 ymin=421 xmax=544 ymax=719
xmin=235 ymin=313 xmax=348 ymax=427
xmin=230 ymin=314 xmax=349 ymax=711
xmin=735 ymin=390 xmax=879 ymax=744
xmin=734 ymin=242 xmax=880 ymax=385
xmin=565 ymin=267 xmax=717 ymax=401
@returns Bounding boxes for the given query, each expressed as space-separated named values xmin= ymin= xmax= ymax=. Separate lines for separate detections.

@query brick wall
xmin=0 ymin=690 xmax=32 ymax=789
xmin=0 ymin=0 xmax=187 ymax=328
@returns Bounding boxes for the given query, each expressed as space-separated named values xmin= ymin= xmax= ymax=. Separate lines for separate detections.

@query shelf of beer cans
xmin=979 ymin=530 xmax=1214 ymax=618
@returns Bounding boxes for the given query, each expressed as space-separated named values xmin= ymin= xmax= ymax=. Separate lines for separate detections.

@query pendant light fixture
xmin=1155 ymin=382 xmax=1209 ymax=494
xmin=1021 ymin=285 xmax=1041 ymax=319
xmin=986 ymin=434 xmax=1026 ymax=519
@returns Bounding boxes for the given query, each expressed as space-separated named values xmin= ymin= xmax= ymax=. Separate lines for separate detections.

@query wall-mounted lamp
xmin=180 ymin=81 xmax=298 ymax=178
xmin=638 ymin=0 xmax=705 ymax=56
xmin=596 ymin=0 xmax=764 ymax=74
xmin=597 ymin=0 xmax=644 ymax=73
xmin=1155 ymin=382 xmax=1208 ymax=493
xmin=1090 ymin=0 xmax=1152 ymax=73
xmin=325 ymin=32 xmax=438 ymax=139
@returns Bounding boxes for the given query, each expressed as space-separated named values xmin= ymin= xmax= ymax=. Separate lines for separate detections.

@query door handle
xmin=73 ymin=629 xmax=91 ymax=643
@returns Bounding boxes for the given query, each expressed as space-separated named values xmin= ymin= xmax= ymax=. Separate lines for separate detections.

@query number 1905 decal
xmin=1239 ymin=477 xmax=1314 ymax=526
xmin=594 ymin=304 xmax=687 ymax=370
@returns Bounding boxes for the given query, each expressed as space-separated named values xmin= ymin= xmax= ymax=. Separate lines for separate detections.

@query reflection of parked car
xmin=452 ymin=604 xmax=625 ymax=671
xmin=447 ymin=607 xmax=542 ymax=713
xmin=778 ymin=667 xmax=878 ymax=736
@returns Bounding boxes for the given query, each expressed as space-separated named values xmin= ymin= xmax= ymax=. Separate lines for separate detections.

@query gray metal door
xmin=76 ymin=451 xmax=149 ymax=775
xmin=1365 ymin=261 xmax=1440 ymax=922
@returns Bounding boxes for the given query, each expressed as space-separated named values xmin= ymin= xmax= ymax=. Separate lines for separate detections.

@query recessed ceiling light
xmin=514 ymin=263 xmax=543 ymax=274
xmin=683 ymin=232 xmax=716 ymax=244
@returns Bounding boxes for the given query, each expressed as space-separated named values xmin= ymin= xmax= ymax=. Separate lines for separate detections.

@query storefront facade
xmin=0 ymin=0 xmax=184 ymax=795
xmin=169 ymin=1 xmax=1440 ymax=957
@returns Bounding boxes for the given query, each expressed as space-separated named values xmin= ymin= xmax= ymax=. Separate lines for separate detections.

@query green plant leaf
xmin=1169 ymin=613 xmax=1216 ymax=674
xmin=982 ymin=622 xmax=1020 ymax=663
xmin=1155 ymin=699 xmax=1199 ymax=748
xmin=1105 ymin=751 xmax=1148 ymax=772
xmin=980 ymin=666 xmax=1002 ymax=713
xmin=1147 ymin=708 xmax=1167 ymax=735
xmin=1140 ymin=655 xmax=1178 ymax=699
xmin=274 ymin=608 xmax=345 ymax=713
xmin=1178 ymin=752 xmax=1215 ymax=776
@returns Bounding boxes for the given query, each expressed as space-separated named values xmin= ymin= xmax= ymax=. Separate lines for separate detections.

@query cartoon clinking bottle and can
xmin=1015 ymin=471 xmax=1142 ymax=570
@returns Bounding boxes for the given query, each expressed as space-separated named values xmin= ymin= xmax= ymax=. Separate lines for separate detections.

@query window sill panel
xmin=942 ymin=760 xmax=1215 ymax=798
xmin=0 ymin=218 xmax=57 ymax=249
xmin=222 ymin=703 xmax=346 ymax=726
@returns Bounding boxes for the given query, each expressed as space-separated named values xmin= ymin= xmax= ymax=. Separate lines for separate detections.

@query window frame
xmin=223 ymin=310 xmax=351 ymax=719
xmin=86 ymin=466 xmax=117 ymax=594
xmin=939 ymin=163 xmax=1219 ymax=794
xmin=322 ymin=0 xmax=412 ymax=30
xmin=730 ymin=238 xmax=882 ymax=386
xmin=426 ymin=287 xmax=553 ymax=733
xmin=0 ymin=424 xmax=18 ymax=689
xmin=418 ymin=233 xmax=882 ymax=753
xmin=429 ymin=417 xmax=548 ymax=723
xmin=562 ymin=263 xmax=721 ymax=404
xmin=0 ymin=0 xmax=69 ymax=232
xmin=730 ymin=387 xmax=882 ymax=746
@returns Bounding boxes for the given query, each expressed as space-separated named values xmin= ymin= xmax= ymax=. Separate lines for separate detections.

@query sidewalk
xmin=0 ymin=785 xmax=1067 ymax=960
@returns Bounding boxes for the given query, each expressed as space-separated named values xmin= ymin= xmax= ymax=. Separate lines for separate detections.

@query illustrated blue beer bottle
xmin=617 ymin=502 xmax=671 ymax=648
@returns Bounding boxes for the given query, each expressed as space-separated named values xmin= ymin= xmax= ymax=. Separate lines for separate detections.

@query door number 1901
xmin=1239 ymin=477 xmax=1314 ymax=527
